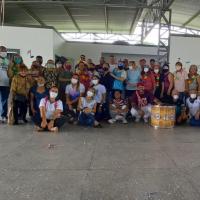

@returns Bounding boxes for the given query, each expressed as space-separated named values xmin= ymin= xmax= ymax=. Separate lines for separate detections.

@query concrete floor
xmin=1 ymin=122 xmax=200 ymax=200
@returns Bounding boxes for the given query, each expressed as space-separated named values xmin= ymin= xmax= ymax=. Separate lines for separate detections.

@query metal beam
xmin=129 ymin=8 xmax=143 ymax=34
xmin=63 ymin=5 xmax=81 ymax=32
xmin=104 ymin=6 xmax=108 ymax=33
xmin=183 ymin=10 xmax=200 ymax=27
xmin=165 ymin=0 xmax=176 ymax=9
xmin=19 ymin=5 xmax=46 ymax=26
xmin=5 ymin=1 xmax=168 ymax=9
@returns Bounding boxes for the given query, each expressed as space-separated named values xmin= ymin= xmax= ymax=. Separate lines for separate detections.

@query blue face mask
xmin=14 ymin=57 xmax=22 ymax=65
xmin=118 ymin=63 xmax=124 ymax=70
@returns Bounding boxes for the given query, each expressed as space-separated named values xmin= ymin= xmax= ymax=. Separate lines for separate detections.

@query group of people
xmin=1 ymin=45 xmax=200 ymax=132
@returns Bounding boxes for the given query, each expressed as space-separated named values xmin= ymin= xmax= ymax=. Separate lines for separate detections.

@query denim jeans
xmin=0 ymin=86 xmax=10 ymax=118
xmin=79 ymin=112 xmax=95 ymax=127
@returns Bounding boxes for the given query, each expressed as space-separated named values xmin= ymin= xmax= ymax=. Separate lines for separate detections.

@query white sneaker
xmin=122 ymin=119 xmax=128 ymax=124
xmin=1 ymin=117 xmax=7 ymax=123
xmin=115 ymin=115 xmax=123 ymax=121
xmin=108 ymin=119 xmax=116 ymax=124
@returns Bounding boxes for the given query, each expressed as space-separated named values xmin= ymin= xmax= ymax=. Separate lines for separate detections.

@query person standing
xmin=0 ymin=46 xmax=10 ymax=122
xmin=173 ymin=62 xmax=188 ymax=102
xmin=126 ymin=61 xmax=141 ymax=98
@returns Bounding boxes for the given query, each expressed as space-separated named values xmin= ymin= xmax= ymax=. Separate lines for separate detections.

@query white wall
xmin=53 ymin=31 xmax=66 ymax=57
xmin=63 ymin=42 xmax=158 ymax=64
xmin=0 ymin=26 xmax=54 ymax=67
xmin=0 ymin=25 xmax=158 ymax=67
xmin=170 ymin=35 xmax=200 ymax=72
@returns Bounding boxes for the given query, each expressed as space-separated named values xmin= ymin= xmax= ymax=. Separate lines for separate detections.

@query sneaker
xmin=1 ymin=117 xmax=7 ymax=123
xmin=122 ymin=119 xmax=128 ymax=124
xmin=135 ymin=118 xmax=140 ymax=123
xmin=115 ymin=115 xmax=123 ymax=121
xmin=108 ymin=119 xmax=116 ymax=124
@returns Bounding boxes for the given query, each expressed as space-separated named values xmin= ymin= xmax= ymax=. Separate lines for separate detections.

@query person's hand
xmin=84 ymin=108 xmax=92 ymax=113
xmin=195 ymin=112 xmax=200 ymax=120
xmin=41 ymin=120 xmax=47 ymax=129
xmin=48 ymin=120 xmax=54 ymax=131
xmin=31 ymin=108 xmax=36 ymax=116
xmin=68 ymin=104 xmax=73 ymax=110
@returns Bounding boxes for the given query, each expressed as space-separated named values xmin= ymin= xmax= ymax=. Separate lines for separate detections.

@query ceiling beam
xmin=104 ymin=6 xmax=108 ymax=33
xmin=63 ymin=5 xmax=81 ymax=32
xmin=129 ymin=8 xmax=143 ymax=34
xmin=19 ymin=5 xmax=46 ymax=26
xmin=5 ymin=1 xmax=168 ymax=9
xmin=183 ymin=10 xmax=200 ymax=27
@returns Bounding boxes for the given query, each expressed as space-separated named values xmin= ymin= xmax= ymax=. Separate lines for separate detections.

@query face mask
xmin=176 ymin=66 xmax=182 ymax=71
xmin=14 ymin=57 xmax=22 ymax=65
xmin=118 ymin=66 xmax=124 ymax=70
xmin=92 ymin=79 xmax=98 ymax=85
xmin=0 ymin=52 xmax=7 ymax=58
xmin=144 ymin=67 xmax=149 ymax=73
xmin=71 ymin=78 xmax=78 ymax=84
xmin=163 ymin=68 xmax=169 ymax=73
xmin=129 ymin=66 xmax=132 ymax=70
xmin=87 ymin=91 xmax=94 ymax=97
xmin=173 ymin=95 xmax=179 ymax=100
xmin=38 ymin=83 xmax=44 ymax=87
xmin=190 ymin=94 xmax=197 ymax=99
xmin=47 ymin=63 xmax=55 ymax=68
xmin=154 ymin=69 xmax=159 ymax=74
xmin=19 ymin=73 xmax=26 ymax=77
xmin=56 ymin=63 xmax=62 ymax=68
xmin=50 ymin=91 xmax=58 ymax=99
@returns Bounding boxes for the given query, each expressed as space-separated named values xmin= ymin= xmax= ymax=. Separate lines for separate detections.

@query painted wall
xmin=0 ymin=26 xmax=54 ymax=67
xmin=63 ymin=42 xmax=158 ymax=65
xmin=170 ymin=35 xmax=200 ymax=72
xmin=0 ymin=26 xmax=158 ymax=67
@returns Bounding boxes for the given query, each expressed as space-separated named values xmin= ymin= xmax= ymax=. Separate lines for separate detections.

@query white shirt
xmin=109 ymin=64 xmax=117 ymax=73
xmin=93 ymin=84 xmax=106 ymax=103
xmin=39 ymin=98 xmax=63 ymax=119
xmin=65 ymin=83 xmax=85 ymax=100
xmin=186 ymin=97 xmax=200 ymax=116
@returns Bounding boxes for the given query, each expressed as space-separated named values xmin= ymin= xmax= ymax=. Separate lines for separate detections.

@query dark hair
xmin=150 ymin=59 xmax=155 ymax=63
xmin=175 ymin=62 xmax=182 ymax=66
xmin=36 ymin=55 xmax=43 ymax=59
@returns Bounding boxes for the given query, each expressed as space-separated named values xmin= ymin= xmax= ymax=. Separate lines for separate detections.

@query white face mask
xmin=0 ymin=52 xmax=7 ymax=58
xmin=176 ymin=66 xmax=182 ymax=71
xmin=190 ymin=94 xmax=197 ymax=99
xmin=87 ymin=91 xmax=94 ymax=97
xmin=46 ymin=63 xmax=55 ymax=68
xmin=144 ymin=67 xmax=149 ymax=73
xmin=129 ymin=66 xmax=132 ymax=70
xmin=154 ymin=69 xmax=159 ymax=74
xmin=173 ymin=95 xmax=179 ymax=100
xmin=56 ymin=63 xmax=62 ymax=68
xmin=71 ymin=78 xmax=78 ymax=84
xmin=92 ymin=79 xmax=98 ymax=85
xmin=50 ymin=91 xmax=58 ymax=99
xmin=38 ymin=83 xmax=44 ymax=87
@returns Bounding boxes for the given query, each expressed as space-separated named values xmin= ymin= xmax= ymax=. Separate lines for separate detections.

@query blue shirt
xmin=126 ymin=67 xmax=141 ymax=90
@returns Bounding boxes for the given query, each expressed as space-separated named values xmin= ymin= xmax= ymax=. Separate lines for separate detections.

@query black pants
xmin=13 ymin=100 xmax=27 ymax=122
xmin=33 ymin=115 xmax=67 ymax=130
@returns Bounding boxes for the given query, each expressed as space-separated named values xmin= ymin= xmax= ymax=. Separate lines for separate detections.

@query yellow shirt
xmin=11 ymin=75 xmax=31 ymax=97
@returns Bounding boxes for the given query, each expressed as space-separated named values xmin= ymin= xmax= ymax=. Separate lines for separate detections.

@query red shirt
xmin=141 ymin=71 xmax=155 ymax=92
